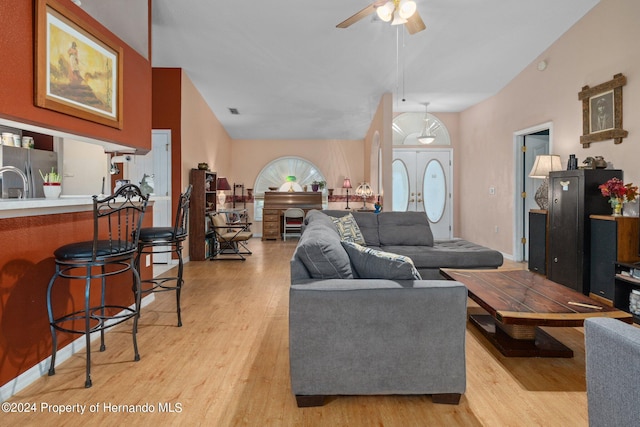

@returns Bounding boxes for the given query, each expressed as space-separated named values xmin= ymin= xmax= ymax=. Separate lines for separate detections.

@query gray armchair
xmin=584 ymin=317 xmax=640 ymax=426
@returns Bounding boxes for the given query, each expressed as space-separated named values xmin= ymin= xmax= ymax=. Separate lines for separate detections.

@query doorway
xmin=392 ymin=148 xmax=453 ymax=240
xmin=514 ymin=123 xmax=552 ymax=262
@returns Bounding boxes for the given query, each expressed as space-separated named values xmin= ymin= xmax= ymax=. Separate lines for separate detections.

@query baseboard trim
xmin=0 ymin=294 xmax=156 ymax=402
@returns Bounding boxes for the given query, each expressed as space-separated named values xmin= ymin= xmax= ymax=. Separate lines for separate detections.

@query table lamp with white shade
xmin=529 ymin=155 xmax=562 ymax=210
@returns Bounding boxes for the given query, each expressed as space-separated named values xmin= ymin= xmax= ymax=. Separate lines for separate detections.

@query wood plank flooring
xmin=5 ymin=239 xmax=591 ymax=426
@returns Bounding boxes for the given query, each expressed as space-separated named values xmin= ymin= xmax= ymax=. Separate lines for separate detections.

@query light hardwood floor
xmin=5 ymin=239 xmax=590 ymax=426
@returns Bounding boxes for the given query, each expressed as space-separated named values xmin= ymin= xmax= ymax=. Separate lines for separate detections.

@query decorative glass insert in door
xmin=392 ymin=159 xmax=409 ymax=211
xmin=423 ymin=159 xmax=446 ymax=223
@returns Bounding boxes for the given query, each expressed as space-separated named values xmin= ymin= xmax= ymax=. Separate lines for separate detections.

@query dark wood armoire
xmin=547 ymin=169 xmax=622 ymax=295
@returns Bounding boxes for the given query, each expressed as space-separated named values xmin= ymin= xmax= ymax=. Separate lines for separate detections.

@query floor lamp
xmin=343 ymin=178 xmax=352 ymax=210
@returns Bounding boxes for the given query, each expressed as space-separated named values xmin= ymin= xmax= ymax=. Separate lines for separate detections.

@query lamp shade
xmin=343 ymin=178 xmax=352 ymax=189
xmin=398 ymin=0 xmax=417 ymax=19
xmin=376 ymin=1 xmax=394 ymax=22
xmin=417 ymin=135 xmax=436 ymax=144
xmin=529 ymin=155 xmax=562 ymax=179
xmin=356 ymin=182 xmax=373 ymax=198
xmin=286 ymin=175 xmax=296 ymax=182
xmin=216 ymin=177 xmax=231 ymax=191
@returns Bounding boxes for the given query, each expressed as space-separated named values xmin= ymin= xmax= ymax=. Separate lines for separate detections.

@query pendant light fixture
xmin=417 ymin=102 xmax=436 ymax=144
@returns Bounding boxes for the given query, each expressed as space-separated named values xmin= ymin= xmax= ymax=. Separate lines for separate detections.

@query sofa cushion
xmin=382 ymin=239 xmax=504 ymax=269
xmin=296 ymin=215 xmax=353 ymax=279
xmin=330 ymin=213 xmax=366 ymax=245
xmin=377 ymin=212 xmax=434 ymax=247
xmin=342 ymin=241 xmax=421 ymax=280
xmin=305 ymin=209 xmax=337 ymax=228
xmin=322 ymin=210 xmax=380 ymax=246
xmin=350 ymin=212 xmax=380 ymax=247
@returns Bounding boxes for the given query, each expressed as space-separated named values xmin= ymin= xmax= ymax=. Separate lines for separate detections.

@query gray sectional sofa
xmin=289 ymin=209 xmax=474 ymax=407
xmin=315 ymin=210 xmax=503 ymax=278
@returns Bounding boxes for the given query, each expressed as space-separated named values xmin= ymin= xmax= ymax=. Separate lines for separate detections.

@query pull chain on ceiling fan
xmin=336 ymin=0 xmax=426 ymax=35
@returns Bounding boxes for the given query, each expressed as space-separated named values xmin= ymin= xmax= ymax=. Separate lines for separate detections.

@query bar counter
xmin=0 ymin=196 xmax=154 ymax=393
xmin=0 ymin=195 xmax=160 ymax=218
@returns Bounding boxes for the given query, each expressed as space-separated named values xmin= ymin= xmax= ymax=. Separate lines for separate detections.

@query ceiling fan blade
xmin=336 ymin=3 xmax=377 ymax=29
xmin=405 ymin=10 xmax=426 ymax=34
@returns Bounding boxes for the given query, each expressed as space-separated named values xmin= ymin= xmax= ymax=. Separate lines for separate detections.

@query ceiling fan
xmin=337 ymin=0 xmax=426 ymax=35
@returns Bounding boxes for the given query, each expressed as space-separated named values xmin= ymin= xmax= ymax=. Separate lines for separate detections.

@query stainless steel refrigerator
xmin=0 ymin=145 xmax=58 ymax=198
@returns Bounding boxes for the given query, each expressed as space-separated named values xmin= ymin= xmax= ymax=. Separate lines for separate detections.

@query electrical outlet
xmin=145 ymin=254 xmax=151 ymax=267
xmin=489 ymin=186 xmax=496 ymax=195
xmin=494 ymin=226 xmax=499 ymax=233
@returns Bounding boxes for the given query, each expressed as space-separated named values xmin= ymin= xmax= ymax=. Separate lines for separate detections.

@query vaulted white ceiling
xmin=82 ymin=0 xmax=601 ymax=140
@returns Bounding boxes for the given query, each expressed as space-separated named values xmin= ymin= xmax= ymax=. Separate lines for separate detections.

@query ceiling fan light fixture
xmin=391 ymin=10 xmax=407 ymax=25
xmin=376 ymin=1 xmax=395 ymax=22
xmin=398 ymin=0 xmax=417 ymax=19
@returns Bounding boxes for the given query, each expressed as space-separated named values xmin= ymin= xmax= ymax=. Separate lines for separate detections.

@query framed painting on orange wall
xmin=35 ymin=0 xmax=123 ymax=129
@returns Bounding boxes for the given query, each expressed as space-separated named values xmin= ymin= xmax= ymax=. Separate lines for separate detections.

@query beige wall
xmin=231 ymin=139 xmax=364 ymax=217
xmin=180 ymin=73 xmax=233 ymax=190
xmin=365 ymin=93 xmax=393 ymax=206
xmin=458 ymin=0 xmax=640 ymax=256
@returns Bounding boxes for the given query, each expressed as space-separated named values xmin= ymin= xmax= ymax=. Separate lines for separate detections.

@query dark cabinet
xmin=528 ymin=209 xmax=547 ymax=274
xmin=590 ymin=216 xmax=640 ymax=302
xmin=547 ymin=169 xmax=622 ymax=295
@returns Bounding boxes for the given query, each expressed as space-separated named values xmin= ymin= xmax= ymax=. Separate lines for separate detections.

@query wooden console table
xmin=262 ymin=192 xmax=322 ymax=240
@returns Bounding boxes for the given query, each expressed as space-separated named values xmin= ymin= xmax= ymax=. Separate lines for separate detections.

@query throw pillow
xmin=341 ymin=241 xmax=422 ymax=280
xmin=296 ymin=224 xmax=353 ymax=279
xmin=330 ymin=213 xmax=366 ymax=245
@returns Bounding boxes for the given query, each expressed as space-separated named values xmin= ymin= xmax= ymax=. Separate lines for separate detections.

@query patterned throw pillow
xmin=330 ymin=213 xmax=366 ymax=245
xmin=341 ymin=241 xmax=422 ymax=280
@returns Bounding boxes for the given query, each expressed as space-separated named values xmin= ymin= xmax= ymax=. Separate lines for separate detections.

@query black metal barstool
xmin=136 ymin=185 xmax=192 ymax=326
xmin=46 ymin=184 xmax=149 ymax=388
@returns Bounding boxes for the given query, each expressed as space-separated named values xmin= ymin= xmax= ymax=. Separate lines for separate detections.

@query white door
xmin=151 ymin=130 xmax=172 ymax=263
xmin=392 ymin=148 xmax=453 ymax=240
xmin=522 ymin=133 xmax=549 ymax=261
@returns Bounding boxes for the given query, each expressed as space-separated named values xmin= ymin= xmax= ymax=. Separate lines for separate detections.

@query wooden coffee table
xmin=440 ymin=268 xmax=633 ymax=357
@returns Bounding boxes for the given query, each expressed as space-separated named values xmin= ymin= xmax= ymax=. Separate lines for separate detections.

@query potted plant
xmin=598 ymin=177 xmax=638 ymax=216
xmin=311 ymin=180 xmax=326 ymax=192
xmin=40 ymin=167 xmax=62 ymax=199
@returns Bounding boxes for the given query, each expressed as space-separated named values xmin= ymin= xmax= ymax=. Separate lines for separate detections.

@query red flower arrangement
xmin=599 ymin=177 xmax=638 ymax=202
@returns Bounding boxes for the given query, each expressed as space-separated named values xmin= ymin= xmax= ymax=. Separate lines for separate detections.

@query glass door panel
xmin=392 ymin=159 xmax=409 ymax=211
xmin=423 ymin=159 xmax=446 ymax=223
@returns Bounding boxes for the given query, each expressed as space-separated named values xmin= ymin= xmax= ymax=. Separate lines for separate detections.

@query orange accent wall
xmin=0 ymin=0 xmax=154 ymax=388
xmin=0 ymin=208 xmax=153 ymax=387
xmin=152 ymin=68 xmax=183 ymax=251
xmin=0 ymin=0 xmax=151 ymax=151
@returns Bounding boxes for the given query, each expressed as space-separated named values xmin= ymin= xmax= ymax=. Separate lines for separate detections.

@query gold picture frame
xmin=578 ymin=73 xmax=627 ymax=147
xmin=35 ymin=0 xmax=123 ymax=128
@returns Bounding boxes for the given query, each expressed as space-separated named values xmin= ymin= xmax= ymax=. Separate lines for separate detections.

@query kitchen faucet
xmin=0 ymin=166 xmax=29 ymax=199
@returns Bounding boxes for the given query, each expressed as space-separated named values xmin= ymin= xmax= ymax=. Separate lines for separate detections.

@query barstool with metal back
xmin=46 ymin=184 xmax=149 ymax=388
xmin=136 ymin=185 xmax=192 ymax=327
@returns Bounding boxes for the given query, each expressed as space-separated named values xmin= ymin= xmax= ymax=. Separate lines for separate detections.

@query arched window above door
xmin=253 ymin=156 xmax=327 ymax=220
xmin=393 ymin=112 xmax=451 ymax=146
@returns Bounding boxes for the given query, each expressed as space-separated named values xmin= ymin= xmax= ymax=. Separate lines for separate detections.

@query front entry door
xmin=392 ymin=148 xmax=452 ymax=239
